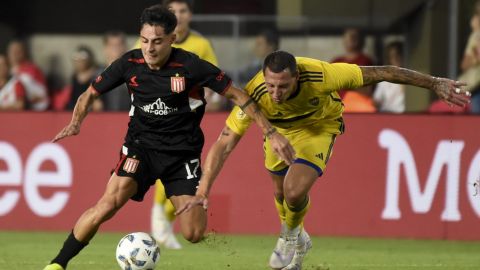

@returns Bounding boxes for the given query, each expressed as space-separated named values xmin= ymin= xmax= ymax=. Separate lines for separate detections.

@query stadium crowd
xmin=0 ymin=4 xmax=478 ymax=114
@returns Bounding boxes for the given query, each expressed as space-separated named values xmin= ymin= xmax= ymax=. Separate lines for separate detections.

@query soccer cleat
xmin=151 ymin=204 xmax=182 ymax=249
xmin=269 ymin=237 xmax=295 ymax=269
xmin=269 ymin=224 xmax=298 ymax=269
xmin=281 ymin=229 xmax=312 ymax=270
xmin=42 ymin=263 xmax=65 ymax=270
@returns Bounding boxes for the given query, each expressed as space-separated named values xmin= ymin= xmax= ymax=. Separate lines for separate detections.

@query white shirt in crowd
xmin=373 ymin=81 xmax=405 ymax=113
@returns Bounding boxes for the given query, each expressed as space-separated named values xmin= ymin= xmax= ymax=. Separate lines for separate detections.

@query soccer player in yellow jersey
xmin=176 ymin=51 xmax=471 ymax=269
xmin=134 ymin=0 xmax=221 ymax=249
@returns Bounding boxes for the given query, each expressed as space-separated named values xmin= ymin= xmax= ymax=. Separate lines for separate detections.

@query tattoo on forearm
xmin=362 ymin=66 xmax=434 ymax=89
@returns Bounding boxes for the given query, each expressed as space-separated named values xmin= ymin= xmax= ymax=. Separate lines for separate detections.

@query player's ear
xmin=170 ymin=33 xmax=176 ymax=44
xmin=294 ymin=68 xmax=300 ymax=81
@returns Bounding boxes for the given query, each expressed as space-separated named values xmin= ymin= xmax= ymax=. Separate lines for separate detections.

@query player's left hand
xmin=432 ymin=78 xmax=470 ymax=107
xmin=174 ymin=194 xmax=208 ymax=215
xmin=268 ymin=131 xmax=296 ymax=165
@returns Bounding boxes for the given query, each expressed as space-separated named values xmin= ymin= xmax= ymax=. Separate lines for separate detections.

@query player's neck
xmin=175 ymin=28 xmax=190 ymax=44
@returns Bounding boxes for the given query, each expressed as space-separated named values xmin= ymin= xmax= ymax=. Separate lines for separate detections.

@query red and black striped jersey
xmin=92 ymin=48 xmax=231 ymax=152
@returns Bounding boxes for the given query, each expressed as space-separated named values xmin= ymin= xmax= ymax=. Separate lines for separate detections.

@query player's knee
xmin=182 ymin=230 xmax=203 ymax=243
xmin=284 ymin=188 xmax=304 ymax=207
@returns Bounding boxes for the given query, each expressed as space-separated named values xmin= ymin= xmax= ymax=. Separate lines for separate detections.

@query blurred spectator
xmin=238 ymin=28 xmax=280 ymax=87
xmin=458 ymin=0 xmax=480 ymax=114
xmin=100 ymin=31 xmax=131 ymax=111
xmin=0 ymin=54 xmax=26 ymax=111
xmin=373 ymin=41 xmax=406 ymax=113
xmin=134 ymin=0 xmax=226 ymax=112
xmin=7 ymin=39 xmax=49 ymax=110
xmin=332 ymin=28 xmax=376 ymax=113
xmin=46 ymin=54 xmax=68 ymax=110
xmin=66 ymin=45 xmax=103 ymax=111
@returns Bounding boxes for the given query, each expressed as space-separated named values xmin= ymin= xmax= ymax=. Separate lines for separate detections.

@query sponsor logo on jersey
xmin=142 ymin=97 xmax=178 ymax=115
xmin=129 ymin=76 xmax=139 ymax=87
xmin=309 ymin=97 xmax=319 ymax=106
xmin=95 ymin=75 xmax=103 ymax=83
xmin=171 ymin=73 xmax=185 ymax=93
xmin=123 ymin=157 xmax=139 ymax=173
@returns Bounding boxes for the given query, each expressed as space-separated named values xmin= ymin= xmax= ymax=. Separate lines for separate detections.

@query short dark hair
xmin=103 ymin=31 xmax=127 ymax=45
xmin=72 ymin=45 xmax=96 ymax=68
xmin=263 ymin=51 xmax=297 ymax=76
xmin=162 ymin=0 xmax=194 ymax=11
xmin=258 ymin=28 xmax=280 ymax=51
xmin=140 ymin=4 xmax=177 ymax=34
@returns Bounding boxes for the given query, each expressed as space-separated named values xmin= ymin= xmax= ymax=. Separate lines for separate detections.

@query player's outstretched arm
xmin=175 ymin=126 xmax=242 ymax=215
xmin=52 ymin=86 xmax=98 ymax=143
xmin=360 ymin=66 xmax=471 ymax=107
xmin=223 ymin=85 xmax=296 ymax=165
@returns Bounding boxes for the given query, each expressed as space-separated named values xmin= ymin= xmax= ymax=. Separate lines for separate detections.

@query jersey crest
xmin=123 ymin=157 xmax=139 ymax=173
xmin=171 ymin=74 xmax=186 ymax=93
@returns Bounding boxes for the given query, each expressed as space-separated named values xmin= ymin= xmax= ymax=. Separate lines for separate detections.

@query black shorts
xmin=114 ymin=143 xmax=202 ymax=201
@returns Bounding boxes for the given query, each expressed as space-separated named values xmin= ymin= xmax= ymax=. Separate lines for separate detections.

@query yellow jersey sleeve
xmin=225 ymin=106 xmax=253 ymax=136
xmin=322 ymin=62 xmax=364 ymax=91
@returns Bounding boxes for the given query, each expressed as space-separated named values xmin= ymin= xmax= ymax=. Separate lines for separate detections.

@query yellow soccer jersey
xmin=226 ymin=57 xmax=364 ymax=136
xmin=134 ymin=30 xmax=218 ymax=66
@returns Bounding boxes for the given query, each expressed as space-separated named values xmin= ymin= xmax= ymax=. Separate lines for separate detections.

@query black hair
xmin=258 ymin=28 xmax=280 ymax=51
xmin=73 ymin=45 xmax=96 ymax=67
xmin=162 ymin=0 xmax=194 ymax=11
xmin=140 ymin=4 xmax=177 ymax=34
xmin=263 ymin=50 xmax=297 ymax=75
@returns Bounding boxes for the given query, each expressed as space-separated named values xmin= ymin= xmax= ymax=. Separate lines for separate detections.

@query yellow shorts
xmin=264 ymin=119 xmax=342 ymax=176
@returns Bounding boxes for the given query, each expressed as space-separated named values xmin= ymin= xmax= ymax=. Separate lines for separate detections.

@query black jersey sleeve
xmin=191 ymin=58 xmax=232 ymax=95
xmin=91 ymin=57 xmax=128 ymax=95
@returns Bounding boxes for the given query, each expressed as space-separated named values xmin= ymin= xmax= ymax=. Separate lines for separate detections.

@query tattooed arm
xmin=52 ymin=86 xmax=98 ymax=142
xmin=360 ymin=66 xmax=470 ymax=107
xmin=223 ymin=85 xmax=295 ymax=164
xmin=175 ymin=126 xmax=242 ymax=214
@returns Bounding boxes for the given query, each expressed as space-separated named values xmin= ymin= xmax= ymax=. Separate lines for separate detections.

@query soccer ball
xmin=116 ymin=232 xmax=161 ymax=270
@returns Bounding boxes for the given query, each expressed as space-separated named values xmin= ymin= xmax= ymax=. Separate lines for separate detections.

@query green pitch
xmin=1 ymin=231 xmax=479 ymax=269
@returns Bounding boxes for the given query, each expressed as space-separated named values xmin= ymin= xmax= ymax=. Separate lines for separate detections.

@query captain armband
xmin=239 ymin=97 xmax=255 ymax=111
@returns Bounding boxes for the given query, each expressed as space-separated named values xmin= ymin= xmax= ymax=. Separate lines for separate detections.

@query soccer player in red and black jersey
xmin=44 ymin=5 xmax=295 ymax=270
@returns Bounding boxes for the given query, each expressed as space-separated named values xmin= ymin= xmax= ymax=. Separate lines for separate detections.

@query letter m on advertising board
xmin=378 ymin=129 xmax=464 ymax=222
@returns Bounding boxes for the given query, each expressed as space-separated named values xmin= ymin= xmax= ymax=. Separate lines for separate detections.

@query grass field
xmin=1 ymin=231 xmax=479 ymax=270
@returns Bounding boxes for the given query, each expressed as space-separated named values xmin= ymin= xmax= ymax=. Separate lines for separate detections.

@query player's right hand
xmin=52 ymin=123 xmax=80 ymax=143
xmin=269 ymin=131 xmax=296 ymax=165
